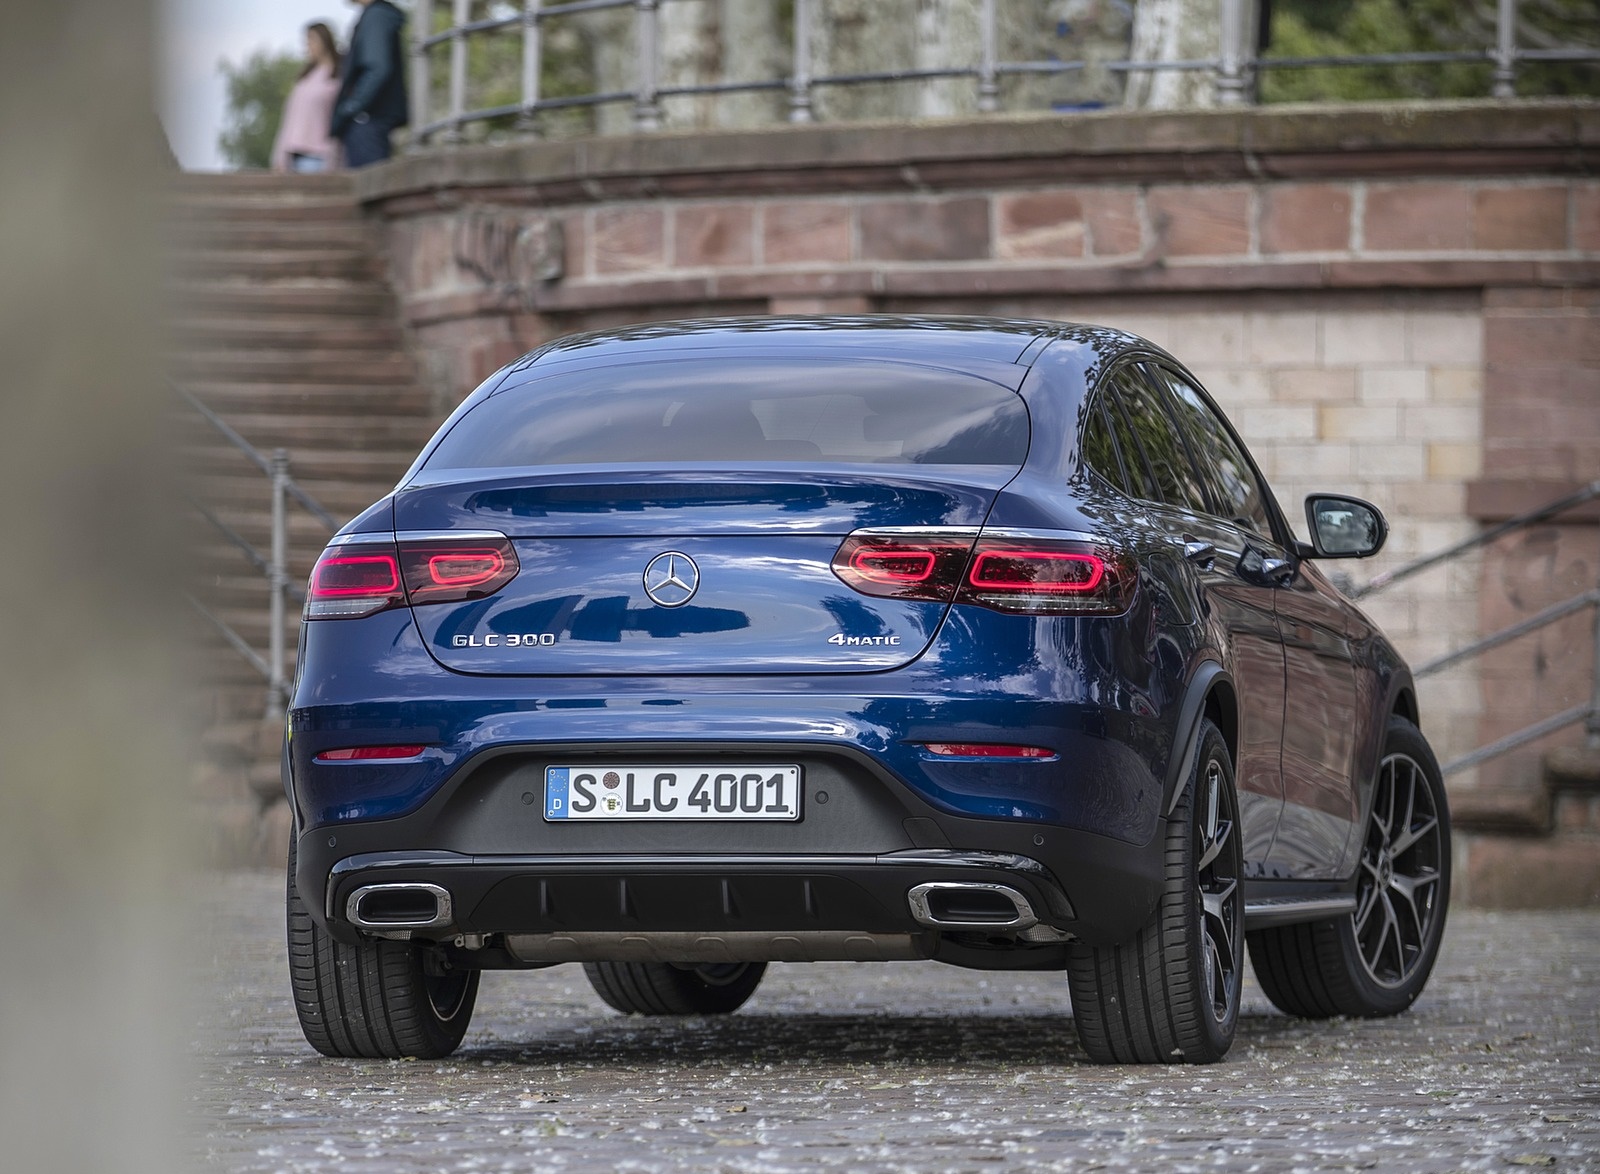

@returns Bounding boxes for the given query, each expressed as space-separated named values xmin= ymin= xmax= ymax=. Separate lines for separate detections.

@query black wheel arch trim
xmin=1164 ymin=660 xmax=1235 ymax=818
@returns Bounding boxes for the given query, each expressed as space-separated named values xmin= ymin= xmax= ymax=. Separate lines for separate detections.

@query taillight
xmin=306 ymin=534 xmax=519 ymax=619
xmin=830 ymin=531 xmax=978 ymax=602
xmin=958 ymin=539 xmax=1133 ymax=615
xmin=305 ymin=547 xmax=404 ymax=619
xmin=400 ymin=539 xmax=518 ymax=603
xmin=831 ymin=529 xmax=1135 ymax=616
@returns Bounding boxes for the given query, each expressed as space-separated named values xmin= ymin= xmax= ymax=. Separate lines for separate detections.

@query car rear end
xmin=287 ymin=328 xmax=1176 ymax=972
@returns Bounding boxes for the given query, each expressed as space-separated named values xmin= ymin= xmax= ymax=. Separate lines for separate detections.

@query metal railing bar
xmin=187 ymin=496 xmax=269 ymax=575
xmin=176 ymin=384 xmax=340 ymax=532
xmin=1257 ymin=51 xmax=1493 ymax=69
xmin=286 ymin=481 xmax=339 ymax=532
xmin=995 ymin=60 xmax=1089 ymax=76
xmin=1519 ymin=47 xmax=1600 ymax=61
xmin=186 ymin=593 xmax=274 ymax=683
xmin=178 ymin=386 xmax=272 ymax=478
xmin=1414 ymin=590 xmax=1600 ymax=679
xmin=1355 ymin=479 xmax=1600 ymax=598
xmin=1104 ymin=58 xmax=1220 ymax=73
xmin=423 ymin=0 xmax=630 ymax=39
xmin=810 ymin=66 xmax=985 ymax=87
xmin=658 ymin=79 xmax=790 ymax=98
xmin=1442 ymin=704 xmax=1592 ymax=776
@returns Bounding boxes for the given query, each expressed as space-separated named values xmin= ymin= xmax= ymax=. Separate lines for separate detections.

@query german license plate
xmin=544 ymin=764 xmax=802 ymax=821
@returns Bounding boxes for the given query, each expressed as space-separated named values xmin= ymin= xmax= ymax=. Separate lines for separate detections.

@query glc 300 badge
xmin=643 ymin=551 xmax=699 ymax=608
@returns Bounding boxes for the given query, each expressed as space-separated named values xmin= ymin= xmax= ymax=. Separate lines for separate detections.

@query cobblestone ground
xmin=194 ymin=871 xmax=1600 ymax=1172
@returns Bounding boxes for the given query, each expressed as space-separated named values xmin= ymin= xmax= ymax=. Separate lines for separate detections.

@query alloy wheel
xmin=1195 ymin=758 xmax=1241 ymax=1023
xmin=1353 ymin=752 xmax=1444 ymax=989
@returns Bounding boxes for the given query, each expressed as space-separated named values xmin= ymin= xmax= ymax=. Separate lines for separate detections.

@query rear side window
xmin=1080 ymin=398 xmax=1132 ymax=495
xmin=1100 ymin=368 xmax=1208 ymax=514
xmin=423 ymin=358 xmax=1030 ymax=469
xmin=1147 ymin=365 xmax=1273 ymax=536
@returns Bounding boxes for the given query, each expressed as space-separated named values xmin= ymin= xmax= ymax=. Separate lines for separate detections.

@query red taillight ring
xmin=426 ymin=549 xmax=506 ymax=588
xmin=849 ymin=548 xmax=938 ymax=584
xmin=967 ymin=551 xmax=1106 ymax=593
xmin=310 ymin=554 xmax=401 ymax=597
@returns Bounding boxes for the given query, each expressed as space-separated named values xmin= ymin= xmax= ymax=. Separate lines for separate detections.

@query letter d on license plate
xmin=544 ymin=764 xmax=801 ymax=821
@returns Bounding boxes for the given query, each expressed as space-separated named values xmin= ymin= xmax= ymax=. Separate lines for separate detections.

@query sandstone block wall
xmin=358 ymin=101 xmax=1598 ymax=814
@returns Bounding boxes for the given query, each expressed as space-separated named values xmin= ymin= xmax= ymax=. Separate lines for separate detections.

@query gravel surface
xmin=194 ymin=870 xmax=1600 ymax=1172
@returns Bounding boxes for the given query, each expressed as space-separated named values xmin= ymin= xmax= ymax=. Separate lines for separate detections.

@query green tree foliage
xmin=218 ymin=49 xmax=301 ymax=170
xmin=1262 ymin=0 xmax=1600 ymax=103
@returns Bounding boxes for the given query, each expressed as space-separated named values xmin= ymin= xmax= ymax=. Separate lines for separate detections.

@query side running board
xmin=1244 ymin=894 xmax=1357 ymax=930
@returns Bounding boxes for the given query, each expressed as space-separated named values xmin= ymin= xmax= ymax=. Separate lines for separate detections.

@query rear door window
xmin=1103 ymin=367 xmax=1208 ymax=514
xmin=1146 ymin=364 xmax=1274 ymax=537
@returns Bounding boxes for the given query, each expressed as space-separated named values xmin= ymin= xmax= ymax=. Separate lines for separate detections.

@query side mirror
xmin=1304 ymin=494 xmax=1387 ymax=559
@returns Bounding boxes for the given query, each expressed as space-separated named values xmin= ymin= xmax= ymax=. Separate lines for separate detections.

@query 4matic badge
xmin=827 ymin=633 xmax=901 ymax=646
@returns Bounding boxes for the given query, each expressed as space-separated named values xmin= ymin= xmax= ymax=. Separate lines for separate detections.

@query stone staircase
xmin=171 ymin=172 xmax=443 ymax=865
xmin=1452 ymin=745 xmax=1600 ymax=907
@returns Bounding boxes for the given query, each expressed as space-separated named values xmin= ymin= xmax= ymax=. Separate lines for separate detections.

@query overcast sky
xmin=161 ymin=0 xmax=367 ymax=170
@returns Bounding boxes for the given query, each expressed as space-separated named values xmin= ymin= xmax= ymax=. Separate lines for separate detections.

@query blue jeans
xmin=341 ymin=118 xmax=394 ymax=169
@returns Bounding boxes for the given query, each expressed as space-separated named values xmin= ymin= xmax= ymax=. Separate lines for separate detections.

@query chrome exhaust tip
xmin=907 ymin=882 xmax=1038 ymax=931
xmin=346 ymin=883 xmax=454 ymax=931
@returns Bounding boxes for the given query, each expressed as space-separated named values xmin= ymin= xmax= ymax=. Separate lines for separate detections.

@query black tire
xmin=1248 ymin=716 xmax=1451 ymax=1019
xmin=584 ymin=960 xmax=767 ymax=1015
xmin=286 ymin=839 xmax=479 ymax=1059
xmin=1066 ymin=719 xmax=1244 ymax=1064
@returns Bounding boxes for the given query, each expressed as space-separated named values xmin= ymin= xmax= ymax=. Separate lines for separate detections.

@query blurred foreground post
xmin=0 ymin=1 xmax=186 ymax=1170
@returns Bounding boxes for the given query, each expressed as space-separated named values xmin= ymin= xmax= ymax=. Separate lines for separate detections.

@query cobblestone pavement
xmin=194 ymin=871 xmax=1600 ymax=1172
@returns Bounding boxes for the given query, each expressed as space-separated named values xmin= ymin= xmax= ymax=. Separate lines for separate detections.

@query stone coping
xmin=356 ymin=100 xmax=1599 ymax=209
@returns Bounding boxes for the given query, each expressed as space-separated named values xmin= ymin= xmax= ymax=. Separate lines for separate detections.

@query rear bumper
xmin=288 ymin=608 xmax=1184 ymax=950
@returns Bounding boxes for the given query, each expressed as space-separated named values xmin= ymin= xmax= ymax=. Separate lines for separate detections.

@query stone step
xmin=172 ymin=247 xmax=382 ymax=282
xmin=174 ymin=381 xmax=437 ymax=416
xmin=170 ymin=283 xmax=399 ymax=318
xmin=184 ymin=445 xmax=418 ymax=480
xmin=174 ymin=321 xmax=405 ymax=353
xmin=173 ymin=221 xmax=378 ymax=253
xmin=169 ymin=194 xmax=364 ymax=225
xmin=173 ymin=349 xmax=417 ymax=383
xmin=174 ymin=409 xmax=433 ymax=450
xmin=172 ymin=171 xmax=355 ymax=199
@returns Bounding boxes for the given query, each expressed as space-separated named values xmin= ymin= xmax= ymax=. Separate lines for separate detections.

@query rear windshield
xmin=423 ymin=358 xmax=1029 ymax=469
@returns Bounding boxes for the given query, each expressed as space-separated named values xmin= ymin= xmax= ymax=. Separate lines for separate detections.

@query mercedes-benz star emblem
xmin=642 ymin=551 xmax=700 ymax=608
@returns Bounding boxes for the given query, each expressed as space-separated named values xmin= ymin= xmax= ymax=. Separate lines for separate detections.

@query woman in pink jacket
xmin=272 ymin=23 xmax=343 ymax=172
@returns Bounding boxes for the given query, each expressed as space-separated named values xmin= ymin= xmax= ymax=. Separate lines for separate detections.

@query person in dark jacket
xmin=331 ymin=0 xmax=408 ymax=168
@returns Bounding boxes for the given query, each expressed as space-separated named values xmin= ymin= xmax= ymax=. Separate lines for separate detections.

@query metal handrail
xmin=1358 ymin=482 xmax=1600 ymax=776
xmin=408 ymin=0 xmax=1600 ymax=146
xmin=178 ymin=385 xmax=338 ymax=715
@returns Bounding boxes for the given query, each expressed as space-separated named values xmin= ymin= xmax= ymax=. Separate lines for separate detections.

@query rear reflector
xmin=315 ymin=745 xmax=427 ymax=762
xmin=832 ymin=529 xmax=1134 ymax=616
xmin=922 ymin=743 xmax=1055 ymax=758
xmin=306 ymin=534 xmax=519 ymax=620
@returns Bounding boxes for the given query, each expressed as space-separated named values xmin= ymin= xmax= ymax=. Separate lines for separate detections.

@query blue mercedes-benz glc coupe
xmin=285 ymin=316 xmax=1450 ymax=1064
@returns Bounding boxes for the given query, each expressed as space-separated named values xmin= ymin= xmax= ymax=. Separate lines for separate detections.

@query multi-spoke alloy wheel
xmin=1353 ymin=751 xmax=1444 ymax=989
xmin=1248 ymin=716 xmax=1452 ymax=1019
xmin=1195 ymin=757 xmax=1241 ymax=1024
xmin=1068 ymin=718 xmax=1243 ymax=1063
